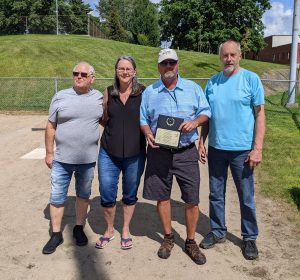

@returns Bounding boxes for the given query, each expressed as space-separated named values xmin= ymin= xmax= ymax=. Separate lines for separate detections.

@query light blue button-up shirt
xmin=140 ymin=75 xmax=211 ymax=147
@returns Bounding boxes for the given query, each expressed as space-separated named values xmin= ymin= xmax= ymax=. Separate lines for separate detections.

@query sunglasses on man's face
xmin=73 ymin=71 xmax=90 ymax=78
xmin=160 ymin=60 xmax=177 ymax=66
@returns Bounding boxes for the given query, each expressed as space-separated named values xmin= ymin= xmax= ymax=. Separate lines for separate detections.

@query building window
xmin=272 ymin=54 xmax=275 ymax=62
xmin=287 ymin=52 xmax=290 ymax=60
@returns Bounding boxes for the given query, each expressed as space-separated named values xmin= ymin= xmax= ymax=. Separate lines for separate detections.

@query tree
xmin=59 ymin=0 xmax=91 ymax=34
xmin=97 ymin=0 xmax=160 ymax=46
xmin=159 ymin=0 xmax=270 ymax=53
xmin=97 ymin=0 xmax=132 ymax=42
xmin=129 ymin=0 xmax=160 ymax=46
xmin=97 ymin=0 xmax=133 ymax=30
xmin=28 ymin=0 xmax=56 ymax=34
xmin=0 ymin=0 xmax=92 ymax=35
xmin=107 ymin=8 xmax=130 ymax=42
xmin=241 ymin=29 xmax=252 ymax=58
xmin=0 ymin=0 xmax=33 ymax=34
xmin=159 ymin=0 xmax=203 ymax=50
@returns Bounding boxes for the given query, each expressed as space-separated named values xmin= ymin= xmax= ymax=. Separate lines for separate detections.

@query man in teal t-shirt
xmin=198 ymin=39 xmax=265 ymax=260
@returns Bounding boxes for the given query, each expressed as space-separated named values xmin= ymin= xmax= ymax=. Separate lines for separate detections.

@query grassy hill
xmin=0 ymin=34 xmax=287 ymax=78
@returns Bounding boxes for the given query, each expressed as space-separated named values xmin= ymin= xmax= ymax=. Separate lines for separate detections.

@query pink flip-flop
xmin=95 ymin=235 xmax=115 ymax=249
xmin=121 ymin=237 xmax=133 ymax=250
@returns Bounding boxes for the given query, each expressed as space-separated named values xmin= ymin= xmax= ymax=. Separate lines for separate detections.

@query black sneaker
xmin=185 ymin=240 xmax=206 ymax=265
xmin=242 ymin=240 xmax=258 ymax=260
xmin=42 ymin=232 xmax=63 ymax=254
xmin=73 ymin=225 xmax=88 ymax=246
xmin=199 ymin=232 xmax=226 ymax=249
xmin=157 ymin=233 xmax=175 ymax=259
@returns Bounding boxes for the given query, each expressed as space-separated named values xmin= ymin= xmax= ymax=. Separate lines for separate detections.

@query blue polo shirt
xmin=140 ymin=75 xmax=211 ymax=147
xmin=205 ymin=68 xmax=265 ymax=151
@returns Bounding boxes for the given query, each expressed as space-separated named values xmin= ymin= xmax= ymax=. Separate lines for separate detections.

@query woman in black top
xmin=95 ymin=55 xmax=146 ymax=250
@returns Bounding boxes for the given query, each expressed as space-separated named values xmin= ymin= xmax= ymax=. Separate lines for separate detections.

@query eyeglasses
xmin=160 ymin=60 xmax=177 ymax=66
xmin=116 ymin=68 xmax=134 ymax=74
xmin=73 ymin=71 xmax=90 ymax=78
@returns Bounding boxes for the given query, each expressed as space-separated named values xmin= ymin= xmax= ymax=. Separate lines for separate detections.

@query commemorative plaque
xmin=155 ymin=114 xmax=184 ymax=149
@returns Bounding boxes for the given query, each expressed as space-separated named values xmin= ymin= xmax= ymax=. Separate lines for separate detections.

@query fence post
xmin=25 ymin=16 xmax=29 ymax=34
xmin=54 ymin=78 xmax=58 ymax=93
xmin=298 ymin=68 xmax=300 ymax=97
xmin=287 ymin=0 xmax=300 ymax=107
xmin=87 ymin=13 xmax=90 ymax=36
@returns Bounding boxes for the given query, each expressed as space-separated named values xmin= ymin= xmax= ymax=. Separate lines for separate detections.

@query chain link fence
xmin=0 ymin=77 xmax=152 ymax=111
xmin=0 ymin=77 xmax=298 ymax=112
xmin=8 ymin=15 xmax=106 ymax=38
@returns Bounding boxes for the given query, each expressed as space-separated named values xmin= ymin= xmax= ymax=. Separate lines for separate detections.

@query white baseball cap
xmin=158 ymin=48 xmax=178 ymax=63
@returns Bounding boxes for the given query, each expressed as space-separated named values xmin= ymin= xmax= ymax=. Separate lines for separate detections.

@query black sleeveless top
xmin=100 ymin=84 xmax=146 ymax=158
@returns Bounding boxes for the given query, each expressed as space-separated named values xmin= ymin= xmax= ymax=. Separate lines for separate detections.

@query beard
xmin=223 ymin=64 xmax=235 ymax=75
xmin=162 ymin=71 xmax=177 ymax=80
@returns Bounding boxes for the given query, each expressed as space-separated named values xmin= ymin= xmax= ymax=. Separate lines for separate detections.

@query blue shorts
xmin=50 ymin=160 xmax=96 ymax=205
xmin=98 ymin=147 xmax=146 ymax=207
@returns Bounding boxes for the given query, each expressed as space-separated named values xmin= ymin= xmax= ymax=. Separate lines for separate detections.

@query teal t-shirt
xmin=205 ymin=68 xmax=264 ymax=151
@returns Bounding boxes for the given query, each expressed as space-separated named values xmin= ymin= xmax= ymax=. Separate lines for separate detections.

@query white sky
xmin=83 ymin=0 xmax=295 ymax=37
xmin=263 ymin=1 xmax=294 ymax=36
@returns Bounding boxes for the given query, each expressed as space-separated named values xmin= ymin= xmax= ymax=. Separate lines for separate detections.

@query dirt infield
xmin=0 ymin=113 xmax=299 ymax=280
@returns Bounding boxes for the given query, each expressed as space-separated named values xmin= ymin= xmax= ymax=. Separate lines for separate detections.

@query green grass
xmin=0 ymin=77 xmax=155 ymax=111
xmin=0 ymin=34 xmax=287 ymax=78
xmin=0 ymin=34 xmax=288 ymax=110
xmin=257 ymin=92 xmax=300 ymax=211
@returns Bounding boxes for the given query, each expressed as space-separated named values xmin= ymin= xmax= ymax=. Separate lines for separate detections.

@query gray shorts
xmin=143 ymin=144 xmax=200 ymax=205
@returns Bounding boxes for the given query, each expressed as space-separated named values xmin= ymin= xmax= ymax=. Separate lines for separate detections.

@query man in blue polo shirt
xmin=140 ymin=48 xmax=211 ymax=265
xmin=198 ymin=39 xmax=265 ymax=260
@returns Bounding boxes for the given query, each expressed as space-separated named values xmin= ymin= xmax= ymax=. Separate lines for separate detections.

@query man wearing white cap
xmin=140 ymin=48 xmax=211 ymax=265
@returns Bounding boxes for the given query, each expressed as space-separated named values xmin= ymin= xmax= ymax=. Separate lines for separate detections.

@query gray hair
xmin=218 ymin=40 xmax=241 ymax=57
xmin=73 ymin=62 xmax=95 ymax=75
xmin=111 ymin=55 xmax=140 ymax=96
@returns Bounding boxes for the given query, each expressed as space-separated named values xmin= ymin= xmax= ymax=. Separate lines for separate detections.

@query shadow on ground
xmin=43 ymin=199 xmax=110 ymax=280
xmin=88 ymin=197 xmax=242 ymax=249
xmin=43 ymin=196 xmax=243 ymax=279
xmin=289 ymin=187 xmax=300 ymax=210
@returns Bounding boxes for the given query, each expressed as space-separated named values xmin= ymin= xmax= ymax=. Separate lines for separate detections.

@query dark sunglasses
xmin=73 ymin=71 xmax=90 ymax=78
xmin=160 ymin=60 xmax=177 ymax=66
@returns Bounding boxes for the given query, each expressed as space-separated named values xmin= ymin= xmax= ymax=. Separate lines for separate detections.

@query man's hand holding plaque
xmin=154 ymin=114 xmax=184 ymax=149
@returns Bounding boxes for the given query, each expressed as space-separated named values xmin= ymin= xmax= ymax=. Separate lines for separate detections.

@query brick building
xmin=246 ymin=35 xmax=300 ymax=64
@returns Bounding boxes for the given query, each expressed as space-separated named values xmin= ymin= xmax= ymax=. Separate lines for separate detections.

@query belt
xmin=160 ymin=143 xmax=195 ymax=153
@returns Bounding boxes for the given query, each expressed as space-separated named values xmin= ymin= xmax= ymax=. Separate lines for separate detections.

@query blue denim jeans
xmin=98 ymin=147 xmax=146 ymax=207
xmin=208 ymin=146 xmax=258 ymax=240
xmin=50 ymin=160 xmax=96 ymax=205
